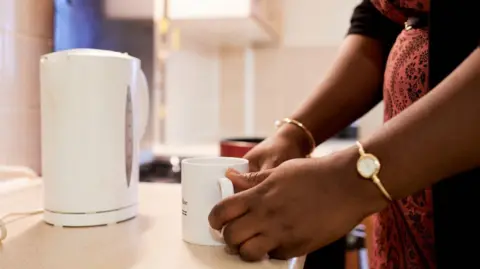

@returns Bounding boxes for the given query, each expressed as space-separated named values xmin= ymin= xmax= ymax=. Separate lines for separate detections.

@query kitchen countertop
xmin=0 ymin=182 xmax=305 ymax=269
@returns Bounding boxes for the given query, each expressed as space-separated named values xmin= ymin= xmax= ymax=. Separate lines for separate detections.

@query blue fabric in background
xmin=54 ymin=0 xmax=103 ymax=51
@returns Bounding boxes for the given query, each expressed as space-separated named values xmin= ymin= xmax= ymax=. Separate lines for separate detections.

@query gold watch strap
xmin=372 ymin=175 xmax=392 ymax=201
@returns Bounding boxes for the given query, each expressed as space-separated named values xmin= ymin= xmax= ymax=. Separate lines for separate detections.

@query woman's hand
xmin=209 ymin=150 xmax=387 ymax=261
xmin=244 ymin=125 xmax=312 ymax=173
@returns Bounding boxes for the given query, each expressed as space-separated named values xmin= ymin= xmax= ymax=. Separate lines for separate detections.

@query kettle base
xmin=43 ymin=204 xmax=137 ymax=227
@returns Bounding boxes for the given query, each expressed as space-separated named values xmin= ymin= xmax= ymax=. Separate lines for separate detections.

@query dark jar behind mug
xmin=219 ymin=138 xmax=264 ymax=158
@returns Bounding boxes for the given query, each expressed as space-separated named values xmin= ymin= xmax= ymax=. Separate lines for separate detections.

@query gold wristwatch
xmin=355 ymin=141 xmax=392 ymax=201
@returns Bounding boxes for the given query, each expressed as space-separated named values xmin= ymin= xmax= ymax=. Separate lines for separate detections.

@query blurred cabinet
xmin=104 ymin=0 xmax=154 ymax=20
xmin=104 ymin=0 xmax=282 ymax=46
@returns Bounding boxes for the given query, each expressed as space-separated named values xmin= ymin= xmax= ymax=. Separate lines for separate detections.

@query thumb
xmin=226 ymin=168 xmax=272 ymax=192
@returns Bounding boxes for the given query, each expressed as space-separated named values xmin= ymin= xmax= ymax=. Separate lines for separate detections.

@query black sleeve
xmin=347 ymin=0 xmax=402 ymax=49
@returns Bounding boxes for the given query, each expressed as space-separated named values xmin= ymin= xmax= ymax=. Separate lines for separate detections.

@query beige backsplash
xmin=220 ymin=46 xmax=340 ymax=138
xmin=218 ymin=47 xmax=246 ymax=138
xmin=0 ymin=0 xmax=53 ymax=174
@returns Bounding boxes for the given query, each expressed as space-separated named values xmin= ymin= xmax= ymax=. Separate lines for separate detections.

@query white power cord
xmin=0 ymin=210 xmax=44 ymax=243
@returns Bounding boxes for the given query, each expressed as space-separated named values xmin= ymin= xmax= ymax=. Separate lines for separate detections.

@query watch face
xmin=357 ymin=154 xmax=380 ymax=178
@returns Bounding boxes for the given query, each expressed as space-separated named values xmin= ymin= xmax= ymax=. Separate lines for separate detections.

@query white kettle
xmin=40 ymin=49 xmax=149 ymax=227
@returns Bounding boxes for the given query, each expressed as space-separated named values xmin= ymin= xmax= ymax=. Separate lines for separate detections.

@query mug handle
xmin=217 ymin=178 xmax=235 ymax=240
xmin=136 ymin=69 xmax=150 ymax=139
xmin=218 ymin=177 xmax=235 ymax=199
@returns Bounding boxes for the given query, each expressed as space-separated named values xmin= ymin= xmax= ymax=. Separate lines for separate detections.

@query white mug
xmin=181 ymin=157 xmax=248 ymax=246
xmin=40 ymin=49 xmax=149 ymax=227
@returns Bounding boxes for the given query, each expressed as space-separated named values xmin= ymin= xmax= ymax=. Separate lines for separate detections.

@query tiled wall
xmin=218 ymin=48 xmax=246 ymax=138
xmin=0 ymin=0 xmax=53 ymax=173
xmin=219 ymin=46 xmax=339 ymax=138
xmin=253 ymin=46 xmax=340 ymax=136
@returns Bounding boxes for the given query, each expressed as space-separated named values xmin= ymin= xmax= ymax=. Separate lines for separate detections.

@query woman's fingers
xmin=222 ymin=214 xmax=263 ymax=248
xmin=226 ymin=168 xmax=272 ymax=192
xmin=238 ymin=234 xmax=277 ymax=262
xmin=209 ymin=187 xmax=258 ymax=231
xmin=261 ymin=160 xmax=277 ymax=171
xmin=248 ymin=162 xmax=260 ymax=173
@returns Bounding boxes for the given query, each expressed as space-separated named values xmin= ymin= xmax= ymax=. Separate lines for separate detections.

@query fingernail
xmin=226 ymin=168 xmax=240 ymax=175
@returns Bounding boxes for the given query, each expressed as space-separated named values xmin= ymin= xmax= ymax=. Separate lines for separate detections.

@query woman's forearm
xmin=355 ymin=48 xmax=480 ymax=209
xmin=278 ymin=34 xmax=387 ymax=154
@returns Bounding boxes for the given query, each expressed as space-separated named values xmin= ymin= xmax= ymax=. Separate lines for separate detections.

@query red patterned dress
xmin=370 ymin=0 xmax=435 ymax=268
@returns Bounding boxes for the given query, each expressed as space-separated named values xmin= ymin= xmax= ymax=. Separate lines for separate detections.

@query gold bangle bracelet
xmin=275 ymin=118 xmax=316 ymax=156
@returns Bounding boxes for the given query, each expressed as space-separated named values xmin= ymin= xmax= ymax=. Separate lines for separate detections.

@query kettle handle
xmin=136 ymin=69 xmax=150 ymax=139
